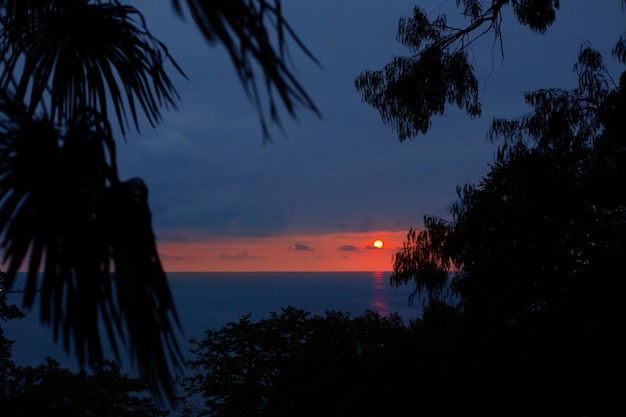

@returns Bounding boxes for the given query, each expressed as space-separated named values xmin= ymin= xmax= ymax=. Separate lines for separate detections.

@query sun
xmin=373 ymin=239 xmax=384 ymax=249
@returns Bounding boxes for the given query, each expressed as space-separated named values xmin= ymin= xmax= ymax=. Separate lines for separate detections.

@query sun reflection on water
xmin=371 ymin=271 xmax=389 ymax=315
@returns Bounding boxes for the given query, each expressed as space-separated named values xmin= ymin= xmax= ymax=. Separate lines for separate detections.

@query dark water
xmin=2 ymin=271 xmax=421 ymax=372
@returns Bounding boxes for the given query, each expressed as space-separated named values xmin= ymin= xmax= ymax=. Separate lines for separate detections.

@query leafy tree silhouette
xmin=181 ymin=307 xmax=414 ymax=417
xmin=355 ymin=0 xmax=626 ymax=141
xmin=0 ymin=0 xmax=318 ymax=406
xmin=1 ymin=272 xmax=169 ymax=416
xmin=361 ymin=2 xmax=626 ymax=415
xmin=388 ymin=37 xmax=626 ymax=329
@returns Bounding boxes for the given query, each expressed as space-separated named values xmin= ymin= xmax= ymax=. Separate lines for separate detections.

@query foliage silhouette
xmin=0 ymin=270 xmax=23 ymax=322
xmin=0 ymin=0 xmax=318 ymax=405
xmin=0 ymin=272 xmax=168 ymax=417
xmin=392 ymin=45 xmax=625 ymax=323
xmin=0 ymin=0 xmax=184 ymax=135
xmin=171 ymin=0 xmax=321 ymax=138
xmin=0 ymin=270 xmax=23 ymax=384
xmin=181 ymin=307 xmax=415 ymax=417
xmin=378 ymin=3 xmax=626 ymax=414
xmin=354 ymin=1 xmax=626 ymax=414
xmin=355 ymin=0 xmax=626 ymax=141
xmin=2 ymin=358 xmax=170 ymax=417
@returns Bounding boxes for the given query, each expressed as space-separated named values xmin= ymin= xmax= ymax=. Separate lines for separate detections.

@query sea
xmin=2 ymin=272 xmax=422 ymax=373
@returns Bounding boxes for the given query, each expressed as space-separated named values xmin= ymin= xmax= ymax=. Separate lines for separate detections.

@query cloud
xmin=289 ymin=243 xmax=313 ymax=251
xmin=215 ymin=250 xmax=265 ymax=261
xmin=137 ymin=129 xmax=196 ymax=156
xmin=337 ymin=245 xmax=356 ymax=252
xmin=159 ymin=253 xmax=196 ymax=261
xmin=153 ymin=201 xmax=291 ymax=237
xmin=289 ymin=255 xmax=325 ymax=261
xmin=106 ymin=0 xmax=622 ymax=252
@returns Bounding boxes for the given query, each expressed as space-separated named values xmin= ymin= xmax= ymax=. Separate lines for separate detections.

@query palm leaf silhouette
xmin=0 ymin=0 xmax=184 ymax=134
xmin=0 ymin=96 xmax=183 ymax=404
xmin=172 ymin=0 xmax=321 ymax=138
xmin=0 ymin=0 xmax=319 ymax=407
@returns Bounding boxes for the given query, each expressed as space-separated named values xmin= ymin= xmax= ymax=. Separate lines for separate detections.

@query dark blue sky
xmin=109 ymin=1 xmax=624 ymax=270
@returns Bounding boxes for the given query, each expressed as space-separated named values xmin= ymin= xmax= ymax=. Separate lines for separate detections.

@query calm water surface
xmin=3 ymin=272 xmax=421 ymax=372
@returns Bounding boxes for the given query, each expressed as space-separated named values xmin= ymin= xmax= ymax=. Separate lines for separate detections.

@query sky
xmin=94 ymin=1 xmax=623 ymax=271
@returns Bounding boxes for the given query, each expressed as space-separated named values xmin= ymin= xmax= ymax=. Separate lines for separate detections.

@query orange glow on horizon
xmin=155 ymin=230 xmax=411 ymax=272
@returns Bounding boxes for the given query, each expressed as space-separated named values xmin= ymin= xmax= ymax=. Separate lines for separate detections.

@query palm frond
xmin=0 ymin=96 xmax=183 ymax=405
xmin=172 ymin=0 xmax=320 ymax=139
xmin=0 ymin=0 xmax=185 ymax=134
xmin=107 ymin=177 xmax=184 ymax=405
